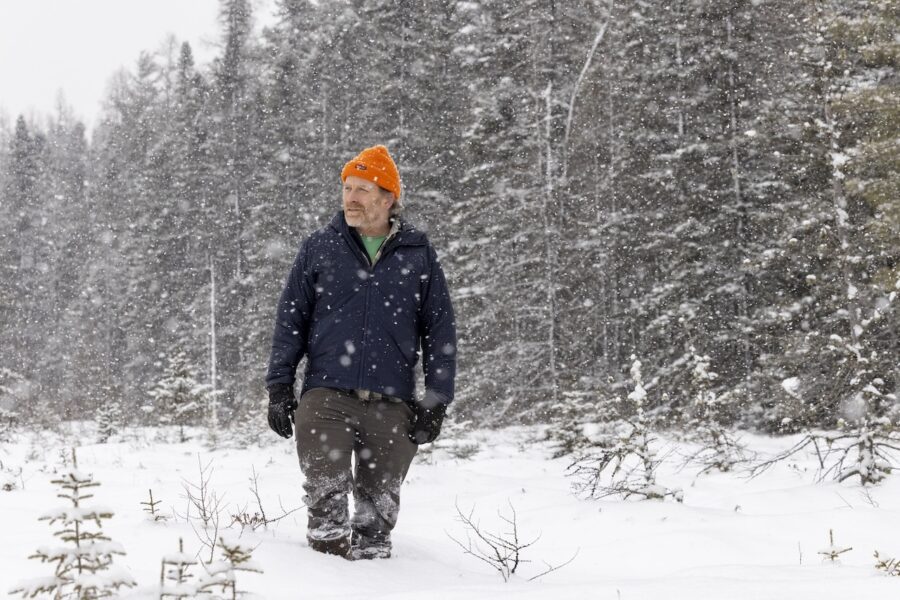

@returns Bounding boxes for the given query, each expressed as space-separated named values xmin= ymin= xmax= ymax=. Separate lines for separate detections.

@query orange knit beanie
xmin=341 ymin=145 xmax=402 ymax=198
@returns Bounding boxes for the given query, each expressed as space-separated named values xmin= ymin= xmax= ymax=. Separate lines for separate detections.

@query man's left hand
xmin=409 ymin=403 xmax=447 ymax=445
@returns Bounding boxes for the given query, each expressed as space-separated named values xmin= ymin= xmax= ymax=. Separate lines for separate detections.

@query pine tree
xmin=95 ymin=400 xmax=121 ymax=444
xmin=554 ymin=0 xmax=659 ymax=400
xmin=0 ymin=103 xmax=94 ymax=420
xmin=1 ymin=117 xmax=46 ymax=399
xmin=44 ymin=105 xmax=93 ymax=413
xmin=749 ymin=0 xmax=899 ymax=431
xmin=206 ymin=0 xmax=263 ymax=416
xmin=147 ymin=350 xmax=210 ymax=442
xmin=0 ymin=367 xmax=24 ymax=439
xmin=90 ymin=52 xmax=170 ymax=418
xmin=160 ymin=42 xmax=217 ymax=361
xmin=448 ymin=0 xmax=602 ymax=422
xmin=244 ymin=0 xmax=334 ymax=429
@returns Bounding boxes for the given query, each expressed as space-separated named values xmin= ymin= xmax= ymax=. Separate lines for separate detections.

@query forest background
xmin=0 ymin=0 xmax=897 ymax=437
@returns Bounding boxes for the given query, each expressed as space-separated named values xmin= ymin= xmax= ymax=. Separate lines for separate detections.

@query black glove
xmin=409 ymin=402 xmax=447 ymax=445
xmin=267 ymin=384 xmax=297 ymax=439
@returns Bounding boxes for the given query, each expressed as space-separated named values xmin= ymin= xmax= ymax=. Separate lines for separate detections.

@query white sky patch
xmin=0 ymin=0 xmax=275 ymax=132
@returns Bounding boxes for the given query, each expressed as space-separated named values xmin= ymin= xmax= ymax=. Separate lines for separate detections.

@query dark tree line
xmin=0 ymin=0 xmax=896 ymax=433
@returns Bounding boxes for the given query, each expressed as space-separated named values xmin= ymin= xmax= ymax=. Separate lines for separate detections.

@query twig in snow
xmin=446 ymin=499 xmax=575 ymax=582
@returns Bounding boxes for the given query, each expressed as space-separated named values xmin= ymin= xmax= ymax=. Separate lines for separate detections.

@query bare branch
xmin=528 ymin=548 xmax=580 ymax=581
xmin=447 ymin=499 xmax=574 ymax=583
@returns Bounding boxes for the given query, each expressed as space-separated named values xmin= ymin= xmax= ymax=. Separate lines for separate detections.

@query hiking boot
xmin=349 ymin=544 xmax=391 ymax=560
xmin=349 ymin=533 xmax=392 ymax=560
xmin=308 ymin=535 xmax=351 ymax=558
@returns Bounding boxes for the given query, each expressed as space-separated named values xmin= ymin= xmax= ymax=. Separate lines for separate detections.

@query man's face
xmin=342 ymin=175 xmax=395 ymax=234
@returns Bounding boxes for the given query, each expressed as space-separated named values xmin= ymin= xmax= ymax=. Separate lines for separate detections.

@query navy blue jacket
xmin=266 ymin=211 xmax=457 ymax=406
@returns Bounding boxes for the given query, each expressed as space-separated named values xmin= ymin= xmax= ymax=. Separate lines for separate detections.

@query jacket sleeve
xmin=266 ymin=237 xmax=316 ymax=389
xmin=418 ymin=244 xmax=457 ymax=407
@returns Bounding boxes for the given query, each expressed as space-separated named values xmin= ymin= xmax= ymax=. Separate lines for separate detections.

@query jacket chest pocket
xmin=314 ymin=260 xmax=371 ymax=305
xmin=374 ymin=255 xmax=427 ymax=314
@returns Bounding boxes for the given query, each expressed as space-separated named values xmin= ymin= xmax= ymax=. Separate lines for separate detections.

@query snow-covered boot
xmin=349 ymin=533 xmax=391 ymax=560
xmin=308 ymin=535 xmax=351 ymax=558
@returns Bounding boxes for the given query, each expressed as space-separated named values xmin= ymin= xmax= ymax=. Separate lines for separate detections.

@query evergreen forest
xmin=0 ymin=0 xmax=897 ymax=435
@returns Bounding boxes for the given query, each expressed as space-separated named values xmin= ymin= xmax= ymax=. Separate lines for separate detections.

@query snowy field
xmin=3 ymin=424 xmax=900 ymax=599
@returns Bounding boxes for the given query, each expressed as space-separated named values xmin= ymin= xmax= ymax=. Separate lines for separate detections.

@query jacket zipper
xmin=355 ymin=228 xmax=397 ymax=389
xmin=358 ymin=279 xmax=371 ymax=389
xmin=348 ymin=223 xmax=404 ymax=390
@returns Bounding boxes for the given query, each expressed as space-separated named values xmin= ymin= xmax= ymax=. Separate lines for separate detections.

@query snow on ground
xmin=2 ymin=424 xmax=900 ymax=599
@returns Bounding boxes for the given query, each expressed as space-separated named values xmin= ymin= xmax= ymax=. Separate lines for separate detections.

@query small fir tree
xmin=95 ymin=400 xmax=121 ymax=444
xmin=818 ymin=529 xmax=852 ymax=563
xmin=0 ymin=367 xmax=25 ymax=440
xmin=567 ymin=357 xmax=683 ymax=502
xmin=142 ymin=488 xmax=167 ymax=522
xmin=750 ymin=294 xmax=900 ymax=487
xmin=147 ymin=350 xmax=210 ymax=442
xmin=682 ymin=348 xmax=747 ymax=474
xmin=874 ymin=551 xmax=900 ymax=576
xmin=160 ymin=538 xmax=198 ymax=599
xmin=196 ymin=536 xmax=262 ymax=599
xmin=546 ymin=389 xmax=605 ymax=458
xmin=11 ymin=448 xmax=136 ymax=598
xmin=817 ymin=286 xmax=899 ymax=485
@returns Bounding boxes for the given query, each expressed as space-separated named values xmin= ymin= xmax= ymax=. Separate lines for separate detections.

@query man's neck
xmin=355 ymin=221 xmax=391 ymax=237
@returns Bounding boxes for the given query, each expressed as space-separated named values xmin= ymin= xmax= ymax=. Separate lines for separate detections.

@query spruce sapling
xmin=567 ymin=357 xmax=683 ymax=502
xmin=751 ymin=331 xmax=900 ymax=486
xmin=818 ymin=529 xmax=852 ymax=563
xmin=0 ymin=367 xmax=24 ymax=442
xmin=147 ymin=349 xmax=211 ymax=443
xmin=196 ymin=536 xmax=263 ymax=599
xmin=143 ymin=488 xmax=168 ymax=522
xmin=95 ymin=401 xmax=120 ymax=444
xmin=681 ymin=348 xmax=748 ymax=474
xmin=10 ymin=448 xmax=136 ymax=598
xmin=874 ymin=551 xmax=900 ymax=576
xmin=160 ymin=538 xmax=199 ymax=599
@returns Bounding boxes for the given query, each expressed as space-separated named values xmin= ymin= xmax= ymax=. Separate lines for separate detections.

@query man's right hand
xmin=409 ymin=402 xmax=447 ymax=445
xmin=267 ymin=384 xmax=298 ymax=438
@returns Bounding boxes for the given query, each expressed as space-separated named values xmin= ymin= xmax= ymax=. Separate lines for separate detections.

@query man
xmin=265 ymin=145 xmax=457 ymax=560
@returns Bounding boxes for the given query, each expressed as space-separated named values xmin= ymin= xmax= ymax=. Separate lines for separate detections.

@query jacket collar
xmin=329 ymin=211 xmax=427 ymax=247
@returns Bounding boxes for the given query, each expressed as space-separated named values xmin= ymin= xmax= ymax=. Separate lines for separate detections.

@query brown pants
xmin=294 ymin=387 xmax=418 ymax=553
